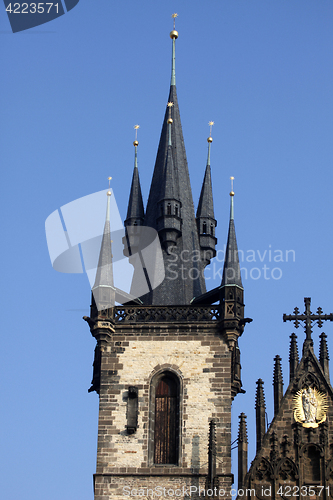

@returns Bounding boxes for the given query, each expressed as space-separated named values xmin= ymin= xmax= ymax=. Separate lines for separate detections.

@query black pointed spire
xmin=133 ymin=18 xmax=206 ymax=305
xmin=125 ymin=128 xmax=144 ymax=227
xmin=273 ymin=355 xmax=284 ymax=416
xmin=196 ymin=123 xmax=217 ymax=267
xmin=289 ymin=333 xmax=299 ymax=382
xmin=238 ymin=413 xmax=248 ymax=492
xmin=221 ymin=180 xmax=243 ymax=288
xmin=206 ymin=419 xmax=217 ymax=493
xmin=92 ymin=188 xmax=115 ymax=310
xmin=319 ymin=332 xmax=330 ymax=379
xmin=255 ymin=379 xmax=266 ymax=453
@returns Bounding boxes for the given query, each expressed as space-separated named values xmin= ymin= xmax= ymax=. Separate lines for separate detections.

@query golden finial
xmin=167 ymin=102 xmax=174 ymax=107
xmin=133 ymin=125 xmax=139 ymax=146
xmin=107 ymin=177 xmax=112 ymax=196
xmin=208 ymin=121 xmax=214 ymax=143
xmin=170 ymin=13 xmax=178 ymax=39
xmin=230 ymin=176 xmax=234 ymax=196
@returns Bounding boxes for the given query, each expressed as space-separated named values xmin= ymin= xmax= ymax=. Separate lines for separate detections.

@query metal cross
xmin=283 ymin=297 xmax=333 ymax=342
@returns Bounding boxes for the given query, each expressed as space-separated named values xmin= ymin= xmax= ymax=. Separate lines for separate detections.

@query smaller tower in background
xmin=319 ymin=331 xmax=330 ymax=379
xmin=273 ymin=355 xmax=283 ymax=416
xmin=289 ymin=332 xmax=299 ymax=383
xmin=237 ymin=413 xmax=248 ymax=492
xmin=196 ymin=121 xmax=217 ymax=267
xmin=91 ymin=181 xmax=115 ymax=311
xmin=124 ymin=125 xmax=144 ymax=229
xmin=255 ymin=378 xmax=266 ymax=453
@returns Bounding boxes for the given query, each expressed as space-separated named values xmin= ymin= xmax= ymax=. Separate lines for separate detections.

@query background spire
xmin=92 ymin=180 xmax=115 ymax=310
xmin=125 ymin=126 xmax=144 ymax=227
xmin=221 ymin=177 xmax=243 ymax=288
xmin=273 ymin=355 xmax=284 ymax=416
xmin=255 ymin=379 xmax=266 ymax=453
xmin=170 ymin=13 xmax=178 ymax=86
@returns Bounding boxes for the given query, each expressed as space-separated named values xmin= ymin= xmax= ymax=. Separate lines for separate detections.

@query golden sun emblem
xmin=293 ymin=387 xmax=328 ymax=428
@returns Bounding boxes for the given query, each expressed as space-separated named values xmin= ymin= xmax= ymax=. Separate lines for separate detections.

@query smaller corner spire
xmin=255 ymin=379 xmax=266 ymax=453
xmin=319 ymin=332 xmax=330 ymax=380
xmin=170 ymin=13 xmax=178 ymax=86
xmin=221 ymin=177 xmax=243 ymax=288
xmin=237 ymin=413 xmax=248 ymax=492
xmin=125 ymin=126 xmax=145 ymax=227
xmin=92 ymin=179 xmax=115 ymax=311
xmin=196 ymin=122 xmax=217 ymax=268
xmin=289 ymin=333 xmax=299 ymax=382
xmin=273 ymin=355 xmax=284 ymax=416
xmin=238 ymin=412 xmax=248 ymax=443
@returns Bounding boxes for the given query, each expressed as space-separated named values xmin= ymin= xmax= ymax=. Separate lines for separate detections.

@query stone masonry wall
xmin=94 ymin=322 xmax=234 ymax=500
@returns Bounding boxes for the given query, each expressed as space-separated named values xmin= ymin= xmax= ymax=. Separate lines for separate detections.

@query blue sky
xmin=1 ymin=1 xmax=333 ymax=499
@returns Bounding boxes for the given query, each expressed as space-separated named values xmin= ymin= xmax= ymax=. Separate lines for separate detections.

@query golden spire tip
xmin=230 ymin=176 xmax=234 ymax=196
xmin=107 ymin=177 xmax=112 ymax=196
xmin=170 ymin=13 xmax=178 ymax=39
xmin=208 ymin=121 xmax=214 ymax=142
xmin=133 ymin=125 xmax=139 ymax=146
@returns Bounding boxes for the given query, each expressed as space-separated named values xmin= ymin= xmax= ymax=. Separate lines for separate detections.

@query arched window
xmin=203 ymin=221 xmax=207 ymax=234
xmin=175 ymin=205 xmax=178 ymax=217
xmin=167 ymin=203 xmax=171 ymax=215
xmin=210 ymin=224 xmax=214 ymax=236
xmin=152 ymin=372 xmax=180 ymax=465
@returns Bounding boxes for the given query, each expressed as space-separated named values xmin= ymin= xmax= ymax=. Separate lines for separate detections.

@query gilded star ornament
xmin=167 ymin=102 xmax=174 ymax=107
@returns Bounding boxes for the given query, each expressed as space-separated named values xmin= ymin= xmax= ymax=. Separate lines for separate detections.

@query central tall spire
xmin=128 ymin=15 xmax=208 ymax=305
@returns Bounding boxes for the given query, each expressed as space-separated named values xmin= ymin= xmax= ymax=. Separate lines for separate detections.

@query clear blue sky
xmin=1 ymin=1 xmax=333 ymax=499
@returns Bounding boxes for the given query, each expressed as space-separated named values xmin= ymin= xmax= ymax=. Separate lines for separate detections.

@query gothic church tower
xmin=84 ymin=18 xmax=250 ymax=500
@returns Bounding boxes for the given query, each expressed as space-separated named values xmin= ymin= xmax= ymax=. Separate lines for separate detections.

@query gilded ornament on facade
xmin=293 ymin=386 xmax=328 ymax=428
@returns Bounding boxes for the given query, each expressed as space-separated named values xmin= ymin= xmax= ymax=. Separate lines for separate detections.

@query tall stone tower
xmin=84 ymin=18 xmax=250 ymax=500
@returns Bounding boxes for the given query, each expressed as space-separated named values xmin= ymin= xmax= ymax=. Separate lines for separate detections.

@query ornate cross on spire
xmin=283 ymin=297 xmax=333 ymax=345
